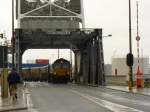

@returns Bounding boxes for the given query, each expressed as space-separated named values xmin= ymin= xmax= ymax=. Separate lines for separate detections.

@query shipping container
xmin=26 ymin=59 xmax=36 ymax=64
xmin=36 ymin=59 xmax=49 ymax=64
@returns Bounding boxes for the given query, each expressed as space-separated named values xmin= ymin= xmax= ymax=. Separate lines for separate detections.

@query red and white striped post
xmin=136 ymin=1 xmax=143 ymax=88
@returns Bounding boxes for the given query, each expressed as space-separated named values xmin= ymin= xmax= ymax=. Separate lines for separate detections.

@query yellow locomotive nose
xmin=52 ymin=58 xmax=71 ymax=83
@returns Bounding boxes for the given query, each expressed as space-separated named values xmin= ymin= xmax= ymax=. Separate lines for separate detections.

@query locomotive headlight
xmin=54 ymin=72 xmax=56 ymax=75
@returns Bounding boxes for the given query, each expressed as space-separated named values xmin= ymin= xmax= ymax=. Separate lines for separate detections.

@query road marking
xmin=74 ymin=86 xmax=150 ymax=106
xmin=71 ymin=90 xmax=144 ymax=112
xmin=94 ymin=89 xmax=150 ymax=106
xmin=25 ymin=92 xmax=39 ymax=112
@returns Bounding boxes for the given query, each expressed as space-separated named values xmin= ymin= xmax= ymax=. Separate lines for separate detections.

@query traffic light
xmin=0 ymin=33 xmax=3 ymax=39
xmin=126 ymin=53 xmax=134 ymax=66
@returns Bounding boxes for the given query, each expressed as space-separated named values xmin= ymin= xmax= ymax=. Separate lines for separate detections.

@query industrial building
xmin=111 ymin=57 xmax=150 ymax=77
xmin=105 ymin=57 xmax=150 ymax=85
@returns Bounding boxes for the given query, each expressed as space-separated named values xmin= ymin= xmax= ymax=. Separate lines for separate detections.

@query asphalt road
xmin=19 ymin=82 xmax=150 ymax=112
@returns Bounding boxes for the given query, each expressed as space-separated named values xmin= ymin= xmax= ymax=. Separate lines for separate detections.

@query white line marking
xmin=71 ymin=90 xmax=144 ymax=112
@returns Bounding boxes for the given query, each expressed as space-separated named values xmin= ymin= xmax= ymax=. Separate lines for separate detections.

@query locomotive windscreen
xmin=53 ymin=59 xmax=70 ymax=69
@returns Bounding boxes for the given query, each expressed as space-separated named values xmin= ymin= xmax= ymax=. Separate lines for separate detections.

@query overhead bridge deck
xmin=18 ymin=29 xmax=96 ymax=50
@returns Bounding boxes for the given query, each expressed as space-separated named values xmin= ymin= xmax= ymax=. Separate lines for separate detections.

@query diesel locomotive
xmin=51 ymin=58 xmax=71 ymax=83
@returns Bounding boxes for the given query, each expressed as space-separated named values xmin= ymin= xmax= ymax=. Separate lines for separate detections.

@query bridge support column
xmin=15 ymin=29 xmax=22 ymax=73
xmin=74 ymin=51 xmax=81 ymax=83
xmin=79 ymin=29 xmax=105 ymax=86
xmin=80 ymin=50 xmax=89 ymax=84
xmin=94 ymin=29 xmax=105 ymax=86
xmin=91 ymin=39 xmax=97 ymax=86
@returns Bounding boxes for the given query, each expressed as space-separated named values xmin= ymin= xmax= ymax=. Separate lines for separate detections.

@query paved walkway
xmin=106 ymin=85 xmax=150 ymax=96
xmin=0 ymin=85 xmax=28 ymax=112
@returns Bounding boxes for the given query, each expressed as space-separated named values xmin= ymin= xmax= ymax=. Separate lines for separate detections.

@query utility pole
xmin=127 ymin=0 xmax=134 ymax=90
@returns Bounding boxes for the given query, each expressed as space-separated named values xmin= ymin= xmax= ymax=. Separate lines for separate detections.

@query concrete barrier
xmin=105 ymin=75 xmax=127 ymax=86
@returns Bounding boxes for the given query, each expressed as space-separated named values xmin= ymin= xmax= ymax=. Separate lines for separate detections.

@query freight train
xmin=51 ymin=58 xmax=71 ymax=83
xmin=21 ymin=65 xmax=50 ymax=81
xmin=21 ymin=59 xmax=50 ymax=81
xmin=20 ymin=58 xmax=71 ymax=83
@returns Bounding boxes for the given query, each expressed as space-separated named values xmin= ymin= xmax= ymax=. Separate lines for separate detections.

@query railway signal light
xmin=126 ymin=53 xmax=134 ymax=66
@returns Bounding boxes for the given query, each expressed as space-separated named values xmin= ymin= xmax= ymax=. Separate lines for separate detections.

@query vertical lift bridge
xmin=14 ymin=0 xmax=105 ymax=86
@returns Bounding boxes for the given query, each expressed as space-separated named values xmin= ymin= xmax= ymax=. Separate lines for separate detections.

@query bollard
xmin=1 ymin=68 xmax=9 ymax=98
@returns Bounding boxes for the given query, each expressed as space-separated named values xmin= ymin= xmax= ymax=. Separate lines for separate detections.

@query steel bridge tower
xmin=14 ymin=0 xmax=105 ymax=86
xmin=17 ymin=0 xmax=84 ymax=29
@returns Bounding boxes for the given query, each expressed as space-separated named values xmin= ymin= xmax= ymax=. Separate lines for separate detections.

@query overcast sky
xmin=0 ymin=0 xmax=150 ymax=64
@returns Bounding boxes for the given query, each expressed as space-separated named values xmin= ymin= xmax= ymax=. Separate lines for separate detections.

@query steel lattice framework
xmin=14 ymin=0 xmax=105 ymax=86
xmin=16 ymin=0 xmax=85 ymax=29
